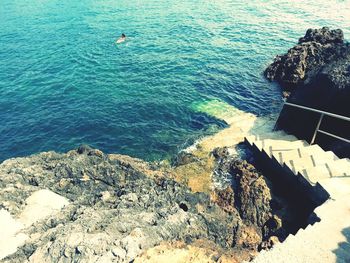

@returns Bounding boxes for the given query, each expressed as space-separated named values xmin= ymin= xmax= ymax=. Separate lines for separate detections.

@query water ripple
xmin=0 ymin=0 xmax=349 ymax=161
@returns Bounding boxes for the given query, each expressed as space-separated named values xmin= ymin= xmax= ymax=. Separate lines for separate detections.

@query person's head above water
xmin=121 ymin=33 xmax=126 ymax=38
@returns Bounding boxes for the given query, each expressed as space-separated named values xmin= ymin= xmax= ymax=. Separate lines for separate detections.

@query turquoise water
xmin=0 ymin=0 xmax=349 ymax=161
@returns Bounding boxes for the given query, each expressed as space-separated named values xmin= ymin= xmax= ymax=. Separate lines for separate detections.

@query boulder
xmin=265 ymin=27 xmax=349 ymax=90
xmin=230 ymin=160 xmax=272 ymax=227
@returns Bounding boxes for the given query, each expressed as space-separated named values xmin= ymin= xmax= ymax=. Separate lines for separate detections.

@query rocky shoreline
xmin=0 ymin=141 xmax=301 ymax=262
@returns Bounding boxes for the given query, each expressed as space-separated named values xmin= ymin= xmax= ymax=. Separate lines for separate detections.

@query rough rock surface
xmin=210 ymin=147 xmax=290 ymax=251
xmin=265 ymin=27 xmax=349 ymax=90
xmin=134 ymin=240 xmax=245 ymax=263
xmin=0 ymin=145 xmax=296 ymax=262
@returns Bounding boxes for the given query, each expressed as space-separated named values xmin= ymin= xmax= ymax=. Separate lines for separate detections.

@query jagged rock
xmin=230 ymin=160 xmax=271 ymax=228
xmin=0 ymin=149 xmax=239 ymax=262
xmin=172 ymin=151 xmax=200 ymax=166
xmin=258 ymin=236 xmax=280 ymax=251
xmin=265 ymin=27 xmax=349 ymax=90
xmin=211 ymin=154 xmax=297 ymax=251
xmin=298 ymin=27 xmax=344 ymax=45
xmin=133 ymin=240 xmax=244 ymax=263
xmin=76 ymin=144 xmax=93 ymax=154
xmin=211 ymin=187 xmax=236 ymax=213
xmin=234 ymin=224 xmax=261 ymax=250
xmin=212 ymin=147 xmax=230 ymax=160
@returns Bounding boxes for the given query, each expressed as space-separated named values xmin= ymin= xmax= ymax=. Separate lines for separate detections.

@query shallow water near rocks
xmin=0 ymin=0 xmax=349 ymax=162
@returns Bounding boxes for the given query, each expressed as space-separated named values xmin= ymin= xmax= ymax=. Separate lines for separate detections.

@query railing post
xmin=273 ymin=98 xmax=287 ymax=131
xmin=310 ymin=113 xmax=324 ymax=144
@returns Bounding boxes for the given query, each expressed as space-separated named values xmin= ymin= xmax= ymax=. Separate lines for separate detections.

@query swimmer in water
xmin=116 ymin=33 xmax=126 ymax=44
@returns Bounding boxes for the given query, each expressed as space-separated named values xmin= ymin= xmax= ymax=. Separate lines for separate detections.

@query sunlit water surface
xmin=0 ymin=0 xmax=349 ymax=161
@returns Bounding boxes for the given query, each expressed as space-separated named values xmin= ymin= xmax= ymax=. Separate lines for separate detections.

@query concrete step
xmin=317 ymin=177 xmax=350 ymax=199
xmin=299 ymin=158 xmax=350 ymax=185
xmin=270 ymin=144 xmax=334 ymax=161
xmin=244 ymin=129 xmax=350 ymax=263
xmin=329 ymin=159 xmax=350 ymax=176
xmin=306 ymin=159 xmax=349 ymax=177
xmin=287 ymin=155 xmax=335 ymax=175
xmin=269 ymin=151 xmax=334 ymax=176
xmin=245 ymin=133 xmax=299 ymax=146
xmin=261 ymin=132 xmax=298 ymax=141
xmin=253 ymin=139 xmax=308 ymax=152
xmin=299 ymin=167 xmax=331 ymax=185
xmin=251 ymin=196 xmax=350 ymax=263
xmin=324 ymin=151 xmax=340 ymax=161
xmin=301 ymin=144 xmax=339 ymax=160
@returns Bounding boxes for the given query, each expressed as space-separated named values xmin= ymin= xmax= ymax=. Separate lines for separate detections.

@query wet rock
xmin=298 ymin=27 xmax=344 ymax=45
xmin=76 ymin=144 xmax=93 ymax=155
xmin=212 ymin=147 xmax=230 ymax=160
xmin=172 ymin=151 xmax=200 ymax=166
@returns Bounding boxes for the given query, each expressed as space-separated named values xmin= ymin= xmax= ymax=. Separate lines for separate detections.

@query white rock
xmin=101 ymin=191 xmax=111 ymax=202
xmin=111 ymin=246 xmax=127 ymax=259
xmin=0 ymin=189 xmax=69 ymax=260
xmin=0 ymin=209 xmax=27 ymax=260
xmin=19 ymin=189 xmax=69 ymax=227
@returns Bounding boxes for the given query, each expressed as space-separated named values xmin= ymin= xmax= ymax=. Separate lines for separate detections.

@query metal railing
xmin=276 ymin=101 xmax=350 ymax=145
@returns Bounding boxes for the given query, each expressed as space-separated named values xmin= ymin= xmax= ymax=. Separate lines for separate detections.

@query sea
xmin=0 ymin=0 xmax=349 ymax=161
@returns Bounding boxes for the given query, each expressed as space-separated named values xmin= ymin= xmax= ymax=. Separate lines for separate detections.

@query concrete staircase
xmin=245 ymin=134 xmax=350 ymax=198
xmin=244 ymin=132 xmax=350 ymax=263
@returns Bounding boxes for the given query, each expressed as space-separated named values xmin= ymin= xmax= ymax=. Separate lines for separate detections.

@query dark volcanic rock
xmin=230 ymin=160 xmax=271 ymax=228
xmin=265 ymin=27 xmax=349 ymax=90
xmin=298 ymin=27 xmax=344 ymax=45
